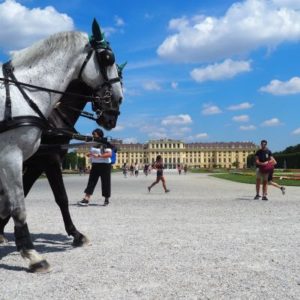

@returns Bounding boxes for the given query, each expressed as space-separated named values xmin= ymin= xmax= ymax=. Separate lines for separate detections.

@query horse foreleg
xmin=0 ymin=164 xmax=43 ymax=243
xmin=15 ymin=223 xmax=50 ymax=272
xmin=0 ymin=155 xmax=50 ymax=273
xmin=0 ymin=216 xmax=10 ymax=243
xmin=45 ymin=159 xmax=89 ymax=247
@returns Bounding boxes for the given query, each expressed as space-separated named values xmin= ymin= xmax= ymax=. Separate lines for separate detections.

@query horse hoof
xmin=0 ymin=234 xmax=8 ymax=244
xmin=72 ymin=234 xmax=90 ymax=247
xmin=29 ymin=260 xmax=51 ymax=273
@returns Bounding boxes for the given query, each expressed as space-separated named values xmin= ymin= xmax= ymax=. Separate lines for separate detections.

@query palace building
xmin=76 ymin=139 xmax=257 ymax=169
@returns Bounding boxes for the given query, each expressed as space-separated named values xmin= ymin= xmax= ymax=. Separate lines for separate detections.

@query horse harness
xmin=0 ymin=42 xmax=122 ymax=136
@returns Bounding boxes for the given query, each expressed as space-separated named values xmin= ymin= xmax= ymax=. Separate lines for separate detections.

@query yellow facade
xmin=76 ymin=139 xmax=257 ymax=169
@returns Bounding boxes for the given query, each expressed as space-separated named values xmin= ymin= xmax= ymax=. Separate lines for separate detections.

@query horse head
xmin=80 ymin=19 xmax=124 ymax=130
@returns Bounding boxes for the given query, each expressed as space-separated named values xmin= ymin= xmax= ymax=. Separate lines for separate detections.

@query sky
xmin=0 ymin=0 xmax=300 ymax=151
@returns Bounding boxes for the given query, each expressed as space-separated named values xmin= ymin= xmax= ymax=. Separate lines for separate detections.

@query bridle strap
xmin=0 ymin=76 xmax=100 ymax=101
xmin=3 ymin=61 xmax=48 ymax=123
xmin=2 ymin=63 xmax=12 ymax=120
xmin=77 ymin=45 xmax=122 ymax=88
xmin=77 ymin=49 xmax=94 ymax=81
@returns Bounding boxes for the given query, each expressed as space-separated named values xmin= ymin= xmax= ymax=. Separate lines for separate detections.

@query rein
xmin=0 ymin=74 xmax=102 ymax=102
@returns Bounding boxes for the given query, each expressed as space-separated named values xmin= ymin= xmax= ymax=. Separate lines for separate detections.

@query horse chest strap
xmin=2 ymin=63 xmax=12 ymax=120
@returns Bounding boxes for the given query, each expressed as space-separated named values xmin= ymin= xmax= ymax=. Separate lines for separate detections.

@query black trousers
xmin=84 ymin=163 xmax=111 ymax=198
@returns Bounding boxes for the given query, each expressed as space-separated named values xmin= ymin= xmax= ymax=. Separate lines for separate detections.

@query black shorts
xmin=157 ymin=170 xmax=163 ymax=177
xmin=268 ymin=171 xmax=273 ymax=182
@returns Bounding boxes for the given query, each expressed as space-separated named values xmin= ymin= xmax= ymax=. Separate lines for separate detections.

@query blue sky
xmin=1 ymin=0 xmax=300 ymax=151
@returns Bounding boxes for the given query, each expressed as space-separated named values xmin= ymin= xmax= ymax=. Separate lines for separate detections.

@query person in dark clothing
xmin=78 ymin=129 xmax=112 ymax=206
xmin=254 ymin=139 xmax=274 ymax=201
xmin=147 ymin=155 xmax=170 ymax=193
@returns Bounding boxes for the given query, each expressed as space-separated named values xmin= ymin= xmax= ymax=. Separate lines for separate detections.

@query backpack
xmin=110 ymin=148 xmax=117 ymax=165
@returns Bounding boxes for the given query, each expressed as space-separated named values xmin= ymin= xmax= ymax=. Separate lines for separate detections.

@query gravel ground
xmin=0 ymin=171 xmax=299 ymax=300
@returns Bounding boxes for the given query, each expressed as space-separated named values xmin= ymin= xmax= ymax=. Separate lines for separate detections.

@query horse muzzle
xmin=96 ymin=110 xmax=120 ymax=130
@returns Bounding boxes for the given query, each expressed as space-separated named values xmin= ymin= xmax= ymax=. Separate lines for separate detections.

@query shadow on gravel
xmin=0 ymin=232 xmax=72 ymax=262
xmin=235 ymin=196 xmax=256 ymax=201
xmin=69 ymin=203 xmax=108 ymax=207
xmin=0 ymin=263 xmax=27 ymax=272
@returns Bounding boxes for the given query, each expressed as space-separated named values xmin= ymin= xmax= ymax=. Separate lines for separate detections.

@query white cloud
xmin=272 ymin=0 xmax=300 ymax=9
xmin=148 ymin=132 xmax=167 ymax=139
xmin=227 ymin=102 xmax=253 ymax=110
xmin=123 ymin=138 xmax=138 ymax=144
xmin=143 ymin=81 xmax=162 ymax=91
xmin=157 ymin=0 xmax=300 ymax=63
xmin=202 ymin=104 xmax=222 ymax=115
xmin=292 ymin=128 xmax=300 ymax=135
xmin=261 ymin=118 xmax=282 ymax=127
xmin=0 ymin=0 xmax=74 ymax=51
xmin=161 ymin=114 xmax=192 ymax=126
xmin=195 ymin=133 xmax=208 ymax=139
xmin=260 ymin=77 xmax=300 ymax=95
xmin=240 ymin=125 xmax=256 ymax=130
xmin=232 ymin=115 xmax=249 ymax=122
xmin=126 ymin=59 xmax=162 ymax=71
xmin=185 ymin=132 xmax=209 ymax=141
xmin=171 ymin=81 xmax=178 ymax=89
xmin=169 ymin=16 xmax=189 ymax=31
xmin=191 ymin=59 xmax=251 ymax=82
xmin=102 ymin=27 xmax=116 ymax=37
xmin=174 ymin=127 xmax=191 ymax=133
xmin=114 ymin=16 xmax=125 ymax=27
xmin=123 ymin=87 xmax=140 ymax=97
xmin=113 ymin=125 xmax=124 ymax=131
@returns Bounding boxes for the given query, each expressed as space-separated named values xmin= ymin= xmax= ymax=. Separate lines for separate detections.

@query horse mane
xmin=11 ymin=31 xmax=88 ymax=68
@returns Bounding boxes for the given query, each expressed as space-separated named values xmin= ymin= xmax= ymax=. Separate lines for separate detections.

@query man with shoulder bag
xmin=254 ymin=140 xmax=274 ymax=201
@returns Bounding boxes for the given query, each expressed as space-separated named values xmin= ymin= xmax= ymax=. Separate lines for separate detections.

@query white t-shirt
xmin=90 ymin=147 xmax=112 ymax=164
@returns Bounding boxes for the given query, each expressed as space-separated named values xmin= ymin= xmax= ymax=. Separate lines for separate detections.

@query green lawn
xmin=211 ymin=173 xmax=300 ymax=186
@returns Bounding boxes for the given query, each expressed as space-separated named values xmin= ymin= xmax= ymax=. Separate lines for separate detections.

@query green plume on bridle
xmin=90 ymin=18 xmax=108 ymax=48
xmin=117 ymin=62 xmax=127 ymax=78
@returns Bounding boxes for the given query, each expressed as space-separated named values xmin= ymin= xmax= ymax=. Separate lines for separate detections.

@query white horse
xmin=0 ymin=19 xmax=123 ymax=272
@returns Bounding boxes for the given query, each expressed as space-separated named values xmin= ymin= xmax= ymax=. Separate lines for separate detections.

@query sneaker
xmin=262 ymin=196 xmax=268 ymax=201
xmin=165 ymin=189 xmax=170 ymax=193
xmin=147 ymin=186 xmax=151 ymax=192
xmin=254 ymin=194 xmax=261 ymax=200
xmin=77 ymin=199 xmax=89 ymax=206
xmin=104 ymin=198 xmax=109 ymax=206
xmin=280 ymin=187 xmax=286 ymax=195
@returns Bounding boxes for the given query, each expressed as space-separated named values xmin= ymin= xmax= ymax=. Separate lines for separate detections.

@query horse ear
xmin=92 ymin=18 xmax=104 ymax=42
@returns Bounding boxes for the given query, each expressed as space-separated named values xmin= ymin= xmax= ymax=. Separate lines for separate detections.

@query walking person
xmin=129 ymin=164 xmax=134 ymax=176
xmin=148 ymin=155 xmax=170 ymax=193
xmin=122 ymin=162 xmax=128 ymax=178
xmin=183 ymin=164 xmax=188 ymax=175
xmin=268 ymin=157 xmax=286 ymax=195
xmin=134 ymin=162 xmax=139 ymax=177
xmin=177 ymin=164 xmax=182 ymax=175
xmin=78 ymin=128 xmax=112 ymax=206
xmin=254 ymin=140 xmax=274 ymax=201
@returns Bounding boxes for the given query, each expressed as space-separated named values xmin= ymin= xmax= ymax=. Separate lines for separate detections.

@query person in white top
xmin=78 ymin=129 xmax=112 ymax=206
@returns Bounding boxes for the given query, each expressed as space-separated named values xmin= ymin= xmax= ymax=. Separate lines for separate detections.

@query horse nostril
xmin=119 ymin=97 xmax=122 ymax=105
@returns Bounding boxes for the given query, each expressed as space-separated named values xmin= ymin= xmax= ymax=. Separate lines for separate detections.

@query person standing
xmin=78 ymin=128 xmax=112 ymax=206
xmin=254 ymin=140 xmax=274 ymax=201
xmin=148 ymin=155 xmax=170 ymax=193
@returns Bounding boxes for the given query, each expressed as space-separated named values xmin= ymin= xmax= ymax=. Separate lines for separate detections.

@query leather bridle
xmin=0 ymin=41 xmax=122 ymax=134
